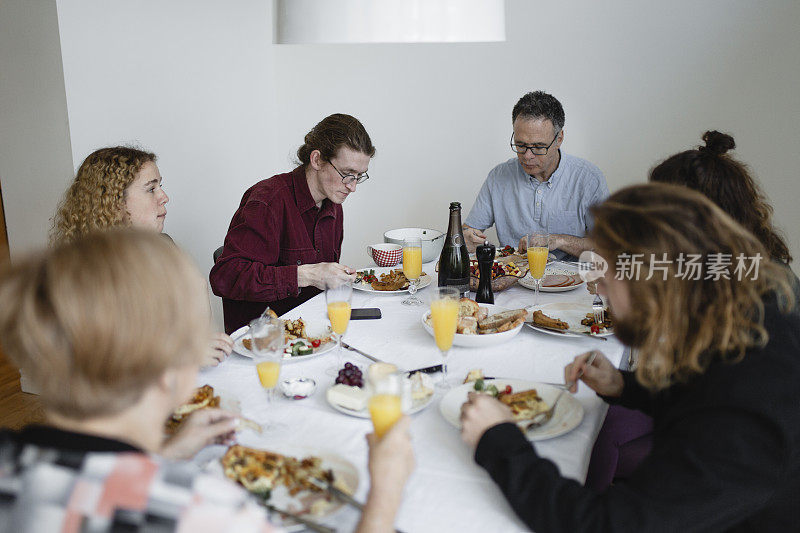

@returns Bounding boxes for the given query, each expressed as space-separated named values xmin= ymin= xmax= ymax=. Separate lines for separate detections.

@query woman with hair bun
xmin=211 ymin=113 xmax=375 ymax=333
xmin=52 ymin=146 xmax=234 ymax=367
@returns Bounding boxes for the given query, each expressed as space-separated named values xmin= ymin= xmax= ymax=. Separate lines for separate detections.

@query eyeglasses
xmin=510 ymin=130 xmax=560 ymax=155
xmin=329 ymin=160 xmax=370 ymax=186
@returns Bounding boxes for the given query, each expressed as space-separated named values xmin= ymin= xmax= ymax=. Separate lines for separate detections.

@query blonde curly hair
xmin=51 ymin=146 xmax=157 ymax=244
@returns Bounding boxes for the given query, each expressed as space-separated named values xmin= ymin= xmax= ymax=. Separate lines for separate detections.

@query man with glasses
xmin=463 ymin=91 xmax=608 ymax=260
xmin=211 ymin=114 xmax=373 ymax=333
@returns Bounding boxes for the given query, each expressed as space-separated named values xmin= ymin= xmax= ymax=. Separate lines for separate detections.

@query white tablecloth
xmin=200 ymin=262 xmax=626 ymax=532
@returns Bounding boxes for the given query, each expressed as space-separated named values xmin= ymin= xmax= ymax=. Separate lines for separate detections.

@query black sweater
xmin=475 ymin=300 xmax=800 ymax=532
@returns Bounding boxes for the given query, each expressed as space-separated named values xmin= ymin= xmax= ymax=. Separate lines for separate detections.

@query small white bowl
xmin=280 ymin=378 xmax=316 ymax=399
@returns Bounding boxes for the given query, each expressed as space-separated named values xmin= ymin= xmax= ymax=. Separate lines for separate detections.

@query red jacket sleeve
xmin=210 ymin=199 xmax=299 ymax=302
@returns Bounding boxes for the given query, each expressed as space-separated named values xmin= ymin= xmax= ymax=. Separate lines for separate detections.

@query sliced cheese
xmin=327 ymin=384 xmax=368 ymax=411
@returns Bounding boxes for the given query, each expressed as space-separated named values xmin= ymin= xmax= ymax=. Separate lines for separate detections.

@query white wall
xmin=3 ymin=0 xmax=799 ymax=329
xmin=0 ymin=0 xmax=74 ymax=258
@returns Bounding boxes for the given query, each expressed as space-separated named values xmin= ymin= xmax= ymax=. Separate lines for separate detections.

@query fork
xmin=592 ymin=293 xmax=605 ymax=327
xmin=524 ymin=390 xmax=565 ymax=430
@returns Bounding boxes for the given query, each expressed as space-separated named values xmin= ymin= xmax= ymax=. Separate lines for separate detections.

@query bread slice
xmin=457 ymin=316 xmax=478 ymax=335
xmin=478 ymin=309 xmax=527 ymax=331
xmin=464 ymin=369 xmax=484 ymax=383
xmin=458 ymin=297 xmax=480 ymax=318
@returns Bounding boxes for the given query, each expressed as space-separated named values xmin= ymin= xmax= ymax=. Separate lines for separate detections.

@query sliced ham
xmin=542 ymin=274 xmax=570 ymax=287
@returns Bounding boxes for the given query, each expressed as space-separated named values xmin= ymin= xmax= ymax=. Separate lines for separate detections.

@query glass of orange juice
xmin=401 ymin=237 xmax=424 ymax=306
xmin=249 ymin=316 xmax=286 ymax=430
xmin=430 ymin=286 xmax=460 ymax=389
xmin=368 ymin=373 xmax=403 ymax=439
xmin=325 ymin=283 xmax=353 ymax=376
xmin=526 ymin=232 xmax=550 ymax=305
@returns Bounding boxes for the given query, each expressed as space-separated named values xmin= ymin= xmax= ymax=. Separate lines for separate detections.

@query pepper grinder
xmin=476 ymin=241 xmax=496 ymax=304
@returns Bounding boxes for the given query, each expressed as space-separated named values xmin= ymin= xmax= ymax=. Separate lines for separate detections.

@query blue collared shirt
xmin=464 ymin=152 xmax=609 ymax=259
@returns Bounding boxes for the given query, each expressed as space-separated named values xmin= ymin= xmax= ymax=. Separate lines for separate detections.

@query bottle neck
xmin=446 ymin=210 xmax=463 ymax=245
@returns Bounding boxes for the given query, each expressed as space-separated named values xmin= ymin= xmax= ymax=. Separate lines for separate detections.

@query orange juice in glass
xmin=402 ymin=237 xmax=424 ymax=306
xmin=325 ymin=283 xmax=353 ymax=375
xmin=248 ymin=316 xmax=285 ymax=430
xmin=369 ymin=373 xmax=403 ymax=439
xmin=526 ymin=232 xmax=550 ymax=305
xmin=430 ymin=286 xmax=460 ymax=389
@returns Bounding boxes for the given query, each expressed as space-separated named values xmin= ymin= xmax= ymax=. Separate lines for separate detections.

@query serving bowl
xmin=384 ymin=228 xmax=445 ymax=263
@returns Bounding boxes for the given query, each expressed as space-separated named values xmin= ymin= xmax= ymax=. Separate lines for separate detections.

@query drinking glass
xmin=526 ymin=232 xmax=550 ymax=306
xmin=325 ymin=283 xmax=353 ymax=376
xmin=430 ymin=286 xmax=460 ymax=390
xmin=401 ymin=237 xmax=423 ymax=306
xmin=248 ymin=316 xmax=286 ymax=430
xmin=368 ymin=373 xmax=403 ymax=439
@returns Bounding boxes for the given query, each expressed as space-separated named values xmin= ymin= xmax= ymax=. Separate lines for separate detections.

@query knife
xmin=525 ymin=323 xmax=608 ymax=341
xmin=341 ymin=342 xmax=384 ymax=363
xmin=405 ymin=364 xmax=443 ymax=376
xmin=307 ymin=476 xmax=364 ymax=511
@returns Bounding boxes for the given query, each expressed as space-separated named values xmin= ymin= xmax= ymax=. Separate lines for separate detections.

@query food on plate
xmin=468 ymin=258 xmax=529 ymax=292
xmin=367 ymin=362 xmax=398 ymax=385
xmin=497 ymin=245 xmax=517 ymax=257
xmin=472 ymin=378 xmax=513 ymax=398
xmin=426 ymin=299 xmax=524 ymax=335
xmin=531 ymin=310 xmax=570 ymax=330
xmin=478 ymin=309 xmax=527 ymax=333
xmin=355 ymin=269 xmax=379 ymax=285
xmin=464 ymin=369 xmax=485 ymax=383
xmin=336 ymin=362 xmax=364 ymax=387
xmin=166 ymin=385 xmax=261 ymax=434
xmin=327 ymin=383 xmax=369 ymax=411
xmin=581 ymin=308 xmax=614 ymax=330
xmin=409 ymin=371 xmax=434 ymax=402
xmin=222 ymin=445 xmax=348 ymax=505
xmin=469 ymin=260 xmax=524 ymax=280
xmin=457 ymin=316 xmax=478 ymax=335
xmin=541 ymin=273 xmax=582 ymax=288
xmin=499 ymin=388 xmax=550 ymax=421
xmin=242 ymin=317 xmax=332 ymax=356
xmin=356 ymin=268 xmax=427 ymax=291
xmin=166 ymin=385 xmax=220 ymax=433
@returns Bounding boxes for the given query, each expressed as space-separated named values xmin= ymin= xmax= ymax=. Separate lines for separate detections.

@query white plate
xmin=203 ymin=443 xmax=358 ymax=528
xmin=519 ymin=264 xmax=586 ymax=293
xmin=421 ymin=303 xmax=524 ymax=348
xmin=352 ymin=267 xmax=432 ymax=294
xmin=439 ymin=379 xmax=584 ymax=441
xmin=527 ymin=302 xmax=614 ymax=338
xmin=326 ymin=384 xmax=435 ymax=419
xmin=231 ymin=319 xmax=336 ymax=363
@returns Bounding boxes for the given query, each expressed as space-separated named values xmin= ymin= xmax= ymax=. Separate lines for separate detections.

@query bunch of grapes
xmin=335 ymin=362 xmax=364 ymax=387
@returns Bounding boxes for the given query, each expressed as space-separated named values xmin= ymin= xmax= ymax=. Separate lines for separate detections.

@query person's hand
xmin=201 ymin=332 xmax=233 ymax=367
xmin=518 ymin=235 xmax=527 ymax=253
xmin=564 ymin=350 xmax=624 ymax=396
xmin=463 ymin=226 xmax=487 ymax=253
xmin=160 ymin=408 xmax=238 ymax=460
xmin=459 ymin=392 xmax=514 ymax=449
xmin=366 ymin=416 xmax=415 ymax=494
xmin=357 ymin=416 xmax=414 ymax=533
xmin=298 ymin=262 xmax=357 ymax=290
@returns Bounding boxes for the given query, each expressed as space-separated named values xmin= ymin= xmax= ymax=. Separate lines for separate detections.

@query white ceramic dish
xmin=519 ymin=263 xmax=586 ymax=293
xmin=231 ymin=319 xmax=336 ymax=363
xmin=202 ymin=442 xmax=359 ymax=528
xmin=439 ymin=379 xmax=584 ymax=441
xmin=383 ymin=227 xmax=445 ymax=263
xmin=527 ymin=302 xmax=614 ymax=338
xmin=421 ymin=303 xmax=524 ymax=348
xmin=326 ymin=384 xmax=435 ymax=419
xmin=352 ymin=267 xmax=432 ymax=293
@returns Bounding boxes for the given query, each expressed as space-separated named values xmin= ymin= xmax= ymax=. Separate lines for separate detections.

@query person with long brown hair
xmin=51 ymin=146 xmax=233 ymax=367
xmin=586 ymin=130 xmax=796 ymax=491
xmin=0 ymin=230 xmax=414 ymax=532
xmin=459 ymin=183 xmax=799 ymax=531
xmin=210 ymin=113 xmax=375 ymax=333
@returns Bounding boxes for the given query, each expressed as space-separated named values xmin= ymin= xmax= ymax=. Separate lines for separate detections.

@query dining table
xmin=198 ymin=260 xmax=628 ymax=532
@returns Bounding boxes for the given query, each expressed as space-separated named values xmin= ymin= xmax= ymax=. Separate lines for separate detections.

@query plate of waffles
xmin=352 ymin=267 xmax=432 ymax=294
xmin=519 ymin=263 xmax=585 ymax=292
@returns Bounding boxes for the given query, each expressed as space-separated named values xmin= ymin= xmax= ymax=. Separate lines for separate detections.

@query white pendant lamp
xmin=275 ymin=0 xmax=506 ymax=44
